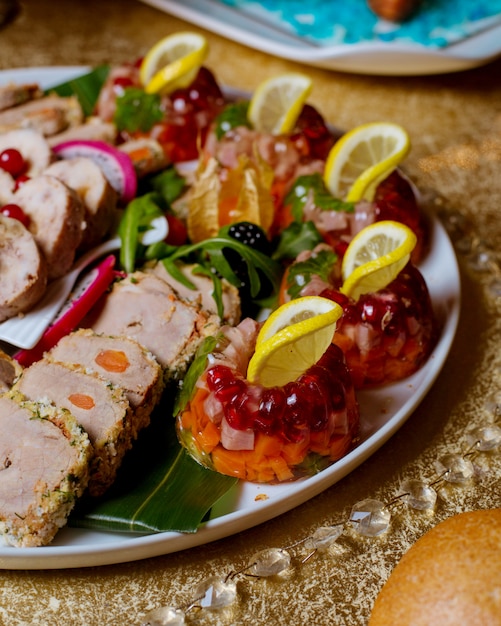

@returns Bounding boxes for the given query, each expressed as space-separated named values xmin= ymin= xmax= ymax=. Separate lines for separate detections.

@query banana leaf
xmin=46 ymin=65 xmax=110 ymax=117
xmin=69 ymin=397 xmax=238 ymax=534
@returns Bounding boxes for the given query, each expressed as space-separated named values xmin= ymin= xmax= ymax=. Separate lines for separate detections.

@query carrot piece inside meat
xmin=95 ymin=349 xmax=130 ymax=373
xmin=68 ymin=393 xmax=96 ymax=410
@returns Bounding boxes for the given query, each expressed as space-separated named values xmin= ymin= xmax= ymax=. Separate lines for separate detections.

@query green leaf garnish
xmin=173 ymin=335 xmax=220 ymax=416
xmin=286 ymin=248 xmax=338 ymax=299
xmin=148 ymin=167 xmax=187 ymax=205
xmin=214 ymin=101 xmax=251 ymax=140
xmin=46 ymin=65 xmax=110 ymax=117
xmin=114 ymin=87 xmax=163 ymax=133
xmin=272 ymin=220 xmax=324 ymax=261
xmin=285 ymin=173 xmax=355 ymax=222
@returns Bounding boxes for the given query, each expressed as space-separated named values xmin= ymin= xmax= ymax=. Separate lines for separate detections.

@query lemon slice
xmin=247 ymin=296 xmax=343 ymax=387
xmin=341 ymin=220 xmax=417 ymax=300
xmin=140 ymin=32 xmax=208 ymax=94
xmin=247 ymin=72 xmax=313 ymax=135
xmin=324 ymin=122 xmax=410 ymax=202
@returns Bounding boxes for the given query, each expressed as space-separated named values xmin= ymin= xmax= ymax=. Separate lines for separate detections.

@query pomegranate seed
xmin=0 ymin=203 xmax=30 ymax=228
xmin=0 ymin=149 xmax=27 ymax=177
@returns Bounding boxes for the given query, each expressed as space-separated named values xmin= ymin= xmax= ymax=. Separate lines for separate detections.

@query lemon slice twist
xmin=247 ymin=72 xmax=313 ymax=135
xmin=324 ymin=122 xmax=410 ymax=202
xmin=247 ymin=296 xmax=343 ymax=388
xmin=140 ymin=32 xmax=208 ymax=95
xmin=341 ymin=220 xmax=417 ymax=301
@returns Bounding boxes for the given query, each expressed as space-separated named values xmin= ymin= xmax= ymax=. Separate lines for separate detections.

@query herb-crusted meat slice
xmin=87 ymin=271 xmax=221 ymax=381
xmin=13 ymin=360 xmax=134 ymax=497
xmin=48 ymin=328 xmax=164 ymax=431
xmin=0 ymin=94 xmax=83 ymax=136
xmin=0 ymin=390 xmax=92 ymax=547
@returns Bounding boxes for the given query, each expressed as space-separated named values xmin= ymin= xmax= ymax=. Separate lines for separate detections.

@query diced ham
xmin=220 ymin=416 xmax=255 ymax=451
xmin=0 ymin=214 xmax=47 ymax=322
xmin=14 ymin=174 xmax=84 ymax=279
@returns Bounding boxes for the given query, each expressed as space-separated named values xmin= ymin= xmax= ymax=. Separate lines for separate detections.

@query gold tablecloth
xmin=0 ymin=1 xmax=500 ymax=624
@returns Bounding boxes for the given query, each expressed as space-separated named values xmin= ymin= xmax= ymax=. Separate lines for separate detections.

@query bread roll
xmin=369 ymin=509 xmax=501 ymax=626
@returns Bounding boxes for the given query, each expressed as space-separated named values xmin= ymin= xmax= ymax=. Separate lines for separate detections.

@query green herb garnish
xmin=114 ymin=87 xmax=163 ymax=133
xmin=286 ymin=248 xmax=338 ymax=299
xmin=285 ymin=173 xmax=355 ymax=222
xmin=272 ymin=220 xmax=324 ymax=262
xmin=214 ymin=101 xmax=251 ymax=140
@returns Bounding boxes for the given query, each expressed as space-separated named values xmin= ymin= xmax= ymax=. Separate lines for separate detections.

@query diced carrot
xmin=68 ymin=393 xmax=95 ymax=410
xmin=95 ymin=349 xmax=130 ymax=373
xmin=282 ymin=439 xmax=310 ymax=466
xmin=211 ymin=446 xmax=248 ymax=479
xmin=329 ymin=434 xmax=352 ymax=460
xmin=198 ymin=420 xmax=221 ymax=454
xmin=269 ymin=456 xmax=294 ymax=482
xmin=253 ymin=432 xmax=284 ymax=459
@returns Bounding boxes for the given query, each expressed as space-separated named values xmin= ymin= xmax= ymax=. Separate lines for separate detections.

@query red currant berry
xmin=0 ymin=203 xmax=30 ymax=228
xmin=13 ymin=174 xmax=30 ymax=191
xmin=0 ymin=149 xmax=27 ymax=178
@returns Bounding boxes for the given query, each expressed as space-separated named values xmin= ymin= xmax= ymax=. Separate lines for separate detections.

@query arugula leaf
xmin=46 ymin=65 xmax=110 ymax=117
xmin=285 ymin=248 xmax=338 ymax=299
xmin=214 ymin=101 xmax=251 ymax=140
xmin=272 ymin=220 xmax=323 ymax=261
xmin=114 ymin=87 xmax=163 ymax=133
xmin=148 ymin=167 xmax=187 ymax=205
xmin=285 ymin=173 xmax=355 ymax=222
xmin=173 ymin=335 xmax=220 ymax=416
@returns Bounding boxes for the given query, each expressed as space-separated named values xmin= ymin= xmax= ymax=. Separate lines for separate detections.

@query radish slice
xmin=139 ymin=215 xmax=169 ymax=245
xmin=52 ymin=140 xmax=137 ymax=204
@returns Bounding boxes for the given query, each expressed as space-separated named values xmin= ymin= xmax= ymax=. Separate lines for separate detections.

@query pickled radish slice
xmin=52 ymin=140 xmax=137 ymax=203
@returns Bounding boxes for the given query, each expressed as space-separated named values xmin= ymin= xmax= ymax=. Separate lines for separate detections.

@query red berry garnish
xmin=14 ymin=174 xmax=30 ymax=191
xmin=0 ymin=149 xmax=27 ymax=178
xmin=0 ymin=203 xmax=30 ymax=228
xmin=165 ymin=213 xmax=188 ymax=246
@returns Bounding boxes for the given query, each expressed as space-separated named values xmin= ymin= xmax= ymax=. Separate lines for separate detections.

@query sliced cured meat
xmin=87 ymin=271 xmax=220 ymax=380
xmin=0 ymin=94 xmax=83 ymax=136
xmin=47 ymin=118 xmax=117 ymax=147
xmin=0 ymin=128 xmax=54 ymax=176
xmin=45 ymin=156 xmax=117 ymax=249
xmin=48 ymin=328 xmax=164 ymax=431
xmin=150 ymin=261 xmax=241 ymax=326
xmin=0 ymin=82 xmax=42 ymax=111
xmin=14 ymin=174 xmax=84 ymax=279
xmin=0 ymin=349 xmax=22 ymax=393
xmin=0 ymin=390 xmax=92 ymax=547
xmin=14 ymin=360 xmax=134 ymax=497
xmin=0 ymin=214 xmax=47 ymax=322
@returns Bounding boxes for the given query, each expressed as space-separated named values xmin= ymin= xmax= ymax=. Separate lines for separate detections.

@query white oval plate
xmin=139 ymin=0 xmax=501 ymax=75
xmin=0 ymin=68 xmax=460 ymax=569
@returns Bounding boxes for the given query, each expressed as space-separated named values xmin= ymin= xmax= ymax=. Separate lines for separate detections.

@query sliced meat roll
xmin=87 ymin=271 xmax=220 ymax=380
xmin=0 ymin=214 xmax=47 ymax=322
xmin=14 ymin=360 xmax=134 ymax=497
xmin=0 ymin=94 xmax=83 ymax=136
xmin=0 ymin=348 xmax=22 ymax=393
xmin=14 ymin=174 xmax=84 ymax=279
xmin=45 ymin=156 xmax=118 ymax=249
xmin=0 ymin=128 xmax=54 ymax=176
xmin=47 ymin=118 xmax=117 ymax=147
xmin=0 ymin=168 xmax=15 ymax=204
xmin=0 ymin=390 xmax=92 ymax=547
xmin=48 ymin=328 xmax=164 ymax=431
xmin=0 ymin=82 xmax=42 ymax=111
xmin=150 ymin=261 xmax=241 ymax=326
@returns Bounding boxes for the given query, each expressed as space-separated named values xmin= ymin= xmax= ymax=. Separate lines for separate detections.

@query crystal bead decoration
xmin=194 ymin=576 xmax=237 ymax=609
xmin=303 ymin=525 xmax=343 ymax=552
xmin=247 ymin=548 xmax=291 ymax=577
xmin=141 ymin=606 xmax=185 ymax=626
xmin=349 ymin=499 xmax=391 ymax=537
xmin=399 ymin=479 xmax=437 ymax=511
xmin=465 ymin=424 xmax=501 ymax=451
xmin=434 ymin=453 xmax=474 ymax=483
